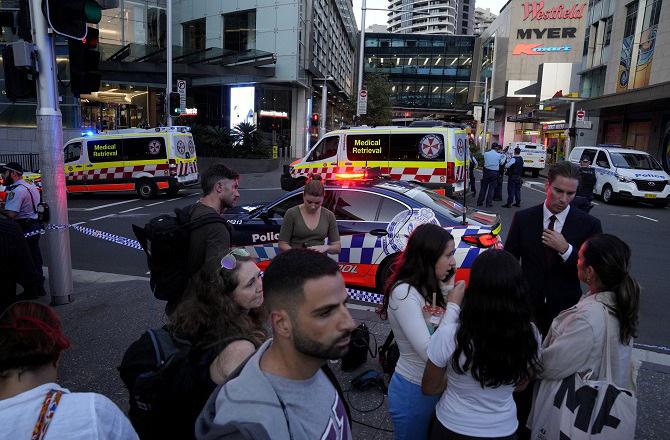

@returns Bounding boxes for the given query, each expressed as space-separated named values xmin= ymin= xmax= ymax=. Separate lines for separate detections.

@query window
xmin=267 ymin=194 xmax=302 ymax=219
xmin=389 ymin=133 xmax=445 ymax=161
xmin=624 ymin=2 xmax=638 ymax=39
xmin=345 ymin=134 xmax=390 ymax=161
xmin=333 ymin=191 xmax=382 ymax=221
xmin=147 ymin=6 xmax=167 ymax=48
xmin=610 ymin=152 xmax=662 ymax=170
xmin=183 ymin=18 xmax=206 ymax=51
xmin=581 ymin=149 xmax=598 ymax=163
xmin=643 ymin=0 xmax=663 ymax=28
xmin=64 ymin=142 xmax=82 ymax=163
xmin=87 ymin=139 xmax=122 ymax=163
xmin=583 ymin=27 xmax=590 ymax=56
xmin=604 ymin=17 xmax=613 ymax=47
xmin=377 ymin=197 xmax=408 ymax=222
xmin=307 ymin=136 xmax=339 ymax=162
xmin=224 ymin=10 xmax=256 ymax=52
xmin=123 ymin=137 xmax=167 ymax=161
xmin=595 ymin=150 xmax=610 ymax=168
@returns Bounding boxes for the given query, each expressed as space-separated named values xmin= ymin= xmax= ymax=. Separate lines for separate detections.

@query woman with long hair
xmin=0 ymin=301 xmax=138 ymax=439
xmin=278 ymin=174 xmax=340 ymax=254
xmin=381 ymin=222 xmax=465 ymax=440
xmin=422 ymin=249 xmax=542 ymax=440
xmin=528 ymin=234 xmax=640 ymax=431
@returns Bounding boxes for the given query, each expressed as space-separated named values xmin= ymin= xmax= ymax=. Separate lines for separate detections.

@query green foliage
xmin=345 ymin=73 xmax=393 ymax=126
xmin=189 ymin=123 xmax=271 ymax=159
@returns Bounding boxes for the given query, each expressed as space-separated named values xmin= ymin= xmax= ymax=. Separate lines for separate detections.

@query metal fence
xmin=0 ymin=153 xmax=40 ymax=172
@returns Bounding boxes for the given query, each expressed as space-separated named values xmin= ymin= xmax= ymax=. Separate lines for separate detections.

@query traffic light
xmin=42 ymin=0 xmax=102 ymax=40
xmin=2 ymin=43 xmax=36 ymax=102
xmin=156 ymin=92 xmax=166 ymax=113
xmin=169 ymin=92 xmax=181 ymax=117
xmin=68 ymin=26 xmax=101 ymax=96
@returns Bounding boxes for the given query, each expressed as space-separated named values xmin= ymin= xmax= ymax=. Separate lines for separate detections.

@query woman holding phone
xmin=380 ymin=223 xmax=465 ymax=440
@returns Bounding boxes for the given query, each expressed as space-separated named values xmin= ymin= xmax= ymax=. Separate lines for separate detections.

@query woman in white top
xmin=422 ymin=249 xmax=542 ymax=440
xmin=0 ymin=301 xmax=138 ymax=440
xmin=381 ymin=223 xmax=465 ymax=440
xmin=528 ymin=234 xmax=640 ymax=433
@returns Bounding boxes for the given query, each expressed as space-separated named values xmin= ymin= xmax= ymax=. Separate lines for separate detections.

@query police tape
xmin=23 ymin=223 xmax=385 ymax=306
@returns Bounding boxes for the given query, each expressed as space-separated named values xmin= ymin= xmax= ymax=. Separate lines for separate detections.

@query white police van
xmin=508 ymin=142 xmax=547 ymax=177
xmin=569 ymin=146 xmax=670 ymax=207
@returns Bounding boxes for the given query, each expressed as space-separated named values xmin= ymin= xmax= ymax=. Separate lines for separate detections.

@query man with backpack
xmin=196 ymin=249 xmax=355 ymax=440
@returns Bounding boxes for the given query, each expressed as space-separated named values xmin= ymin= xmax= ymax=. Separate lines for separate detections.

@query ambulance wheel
xmin=601 ymin=184 xmax=615 ymax=204
xmin=531 ymin=169 xmax=539 ymax=178
xmin=376 ymin=254 xmax=400 ymax=294
xmin=136 ymin=179 xmax=158 ymax=199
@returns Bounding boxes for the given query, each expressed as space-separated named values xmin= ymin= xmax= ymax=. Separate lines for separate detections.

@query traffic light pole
xmin=166 ymin=0 xmax=172 ymax=127
xmin=29 ymin=0 xmax=73 ymax=304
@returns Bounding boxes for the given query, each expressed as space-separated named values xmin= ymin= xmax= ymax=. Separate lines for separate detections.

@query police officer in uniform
xmin=571 ymin=157 xmax=597 ymax=212
xmin=477 ymin=144 xmax=506 ymax=208
xmin=502 ymin=147 xmax=524 ymax=208
xmin=0 ymin=162 xmax=46 ymax=296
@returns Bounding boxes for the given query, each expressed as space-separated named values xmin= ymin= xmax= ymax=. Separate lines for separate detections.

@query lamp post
xmin=166 ymin=0 xmax=172 ymax=127
xmin=315 ymin=76 xmax=334 ymax=139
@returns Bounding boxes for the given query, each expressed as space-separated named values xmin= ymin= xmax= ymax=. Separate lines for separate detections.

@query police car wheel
xmin=136 ymin=180 xmax=158 ymax=199
xmin=601 ymin=184 xmax=615 ymax=204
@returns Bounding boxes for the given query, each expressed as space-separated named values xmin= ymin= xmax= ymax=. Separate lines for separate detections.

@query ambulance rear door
xmin=449 ymin=129 xmax=468 ymax=192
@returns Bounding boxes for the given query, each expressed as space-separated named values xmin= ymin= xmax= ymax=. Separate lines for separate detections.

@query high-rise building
xmin=457 ymin=0 xmax=475 ymax=35
xmin=387 ymin=0 xmax=459 ymax=34
xmin=473 ymin=7 xmax=496 ymax=36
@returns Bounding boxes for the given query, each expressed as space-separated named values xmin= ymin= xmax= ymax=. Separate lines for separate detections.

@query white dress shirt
xmin=542 ymin=204 xmax=572 ymax=261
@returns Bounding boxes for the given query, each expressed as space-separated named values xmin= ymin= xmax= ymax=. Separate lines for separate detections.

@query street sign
xmin=473 ymin=106 xmax=482 ymax=122
xmin=576 ymin=109 xmax=585 ymax=122
xmin=177 ymin=79 xmax=186 ymax=110
xmin=357 ymin=89 xmax=368 ymax=115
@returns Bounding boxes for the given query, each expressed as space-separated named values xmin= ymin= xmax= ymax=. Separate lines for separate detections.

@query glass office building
xmin=364 ymin=33 xmax=476 ymax=121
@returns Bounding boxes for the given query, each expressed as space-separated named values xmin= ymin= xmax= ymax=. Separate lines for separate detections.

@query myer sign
xmin=517 ymin=27 xmax=577 ymax=39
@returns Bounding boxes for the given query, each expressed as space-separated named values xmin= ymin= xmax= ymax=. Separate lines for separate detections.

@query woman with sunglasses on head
xmin=121 ymin=248 xmax=267 ymax=439
xmin=380 ymin=223 xmax=465 ymax=440
xmin=0 ymin=301 xmax=138 ymax=439
xmin=278 ymin=175 xmax=341 ymax=254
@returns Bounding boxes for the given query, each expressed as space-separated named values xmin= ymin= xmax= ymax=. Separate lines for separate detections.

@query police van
xmin=568 ymin=146 xmax=670 ymax=207
xmin=508 ymin=142 xmax=547 ymax=177
xmin=281 ymin=126 xmax=469 ymax=194
xmin=59 ymin=126 xmax=199 ymax=199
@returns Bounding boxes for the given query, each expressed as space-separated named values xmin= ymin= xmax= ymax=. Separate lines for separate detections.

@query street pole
xmin=356 ymin=0 xmax=366 ymax=118
xmin=29 ymin=0 xmax=73 ymax=304
xmin=166 ymin=0 xmax=172 ymax=127
xmin=482 ymin=76 xmax=490 ymax=152
xmin=319 ymin=81 xmax=327 ymax=139
xmin=566 ymin=100 xmax=575 ymax=160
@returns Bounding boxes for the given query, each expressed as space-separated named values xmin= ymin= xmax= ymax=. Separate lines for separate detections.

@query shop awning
xmin=579 ymin=81 xmax=670 ymax=110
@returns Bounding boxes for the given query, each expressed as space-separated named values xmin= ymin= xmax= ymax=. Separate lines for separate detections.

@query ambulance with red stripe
xmin=281 ymin=126 xmax=469 ymax=195
xmin=59 ymin=126 xmax=198 ymax=199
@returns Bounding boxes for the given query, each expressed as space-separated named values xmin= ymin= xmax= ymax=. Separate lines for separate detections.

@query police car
xmin=225 ymin=177 xmax=502 ymax=292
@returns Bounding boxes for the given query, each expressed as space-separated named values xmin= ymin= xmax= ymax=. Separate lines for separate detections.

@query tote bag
xmin=529 ymin=305 xmax=637 ymax=440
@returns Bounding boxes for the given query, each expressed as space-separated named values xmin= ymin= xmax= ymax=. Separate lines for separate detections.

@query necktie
xmin=544 ymin=215 xmax=557 ymax=264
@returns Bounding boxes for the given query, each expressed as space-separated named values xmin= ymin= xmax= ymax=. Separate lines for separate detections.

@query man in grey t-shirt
xmin=196 ymin=249 xmax=355 ymax=440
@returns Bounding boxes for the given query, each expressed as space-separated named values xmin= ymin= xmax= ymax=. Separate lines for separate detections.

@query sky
xmin=352 ymin=0 xmax=508 ymax=29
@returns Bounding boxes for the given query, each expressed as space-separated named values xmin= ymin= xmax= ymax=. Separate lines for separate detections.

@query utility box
xmin=11 ymin=40 xmax=34 ymax=68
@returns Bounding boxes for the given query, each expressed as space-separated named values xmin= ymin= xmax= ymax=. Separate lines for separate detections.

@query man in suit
xmin=505 ymin=161 xmax=602 ymax=335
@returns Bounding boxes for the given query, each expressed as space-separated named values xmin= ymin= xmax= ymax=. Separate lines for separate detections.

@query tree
xmin=345 ymin=73 xmax=393 ymax=126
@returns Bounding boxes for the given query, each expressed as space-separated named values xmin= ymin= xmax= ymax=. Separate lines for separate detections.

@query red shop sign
xmin=522 ymin=2 xmax=586 ymax=20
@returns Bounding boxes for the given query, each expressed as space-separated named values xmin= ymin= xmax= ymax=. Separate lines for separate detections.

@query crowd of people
xmin=0 ymin=160 xmax=640 ymax=440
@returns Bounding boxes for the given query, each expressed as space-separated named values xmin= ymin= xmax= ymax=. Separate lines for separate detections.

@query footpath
xmin=34 ymin=168 xmax=670 ymax=439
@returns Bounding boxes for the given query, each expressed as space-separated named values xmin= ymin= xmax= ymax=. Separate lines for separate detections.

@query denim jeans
xmin=388 ymin=372 xmax=440 ymax=440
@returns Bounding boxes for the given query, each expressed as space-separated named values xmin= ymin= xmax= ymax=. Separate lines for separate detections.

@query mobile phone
xmin=444 ymin=267 xmax=456 ymax=282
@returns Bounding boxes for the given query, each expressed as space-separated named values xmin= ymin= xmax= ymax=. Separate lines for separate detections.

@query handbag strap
xmin=599 ymin=302 xmax=615 ymax=382
xmin=32 ymin=389 xmax=63 ymax=440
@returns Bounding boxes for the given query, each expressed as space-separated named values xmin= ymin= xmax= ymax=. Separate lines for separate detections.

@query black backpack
xmin=132 ymin=205 xmax=229 ymax=302
xmin=378 ymin=331 xmax=400 ymax=376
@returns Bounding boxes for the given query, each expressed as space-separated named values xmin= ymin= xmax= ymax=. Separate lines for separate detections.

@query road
xmin=56 ymin=172 xmax=669 ymax=349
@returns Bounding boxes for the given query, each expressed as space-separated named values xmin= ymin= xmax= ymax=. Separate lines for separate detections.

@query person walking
xmin=278 ymin=175 xmax=340 ymax=254
xmin=0 ymin=163 xmax=45 ymax=296
xmin=528 ymin=234 xmax=639 ymax=436
xmin=120 ymin=249 xmax=268 ymax=439
xmin=477 ymin=144 xmax=506 ymax=208
xmin=196 ymin=249 xmax=355 ymax=440
xmin=0 ymin=301 xmax=138 ymax=439
xmin=571 ymin=157 xmax=597 ymax=212
xmin=502 ymin=147 xmax=524 ymax=208
xmin=422 ymin=249 xmax=542 ymax=440
xmin=380 ymin=223 xmax=465 ymax=440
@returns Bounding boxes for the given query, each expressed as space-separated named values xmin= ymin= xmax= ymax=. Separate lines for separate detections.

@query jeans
xmin=477 ymin=169 xmax=499 ymax=206
xmin=506 ymin=177 xmax=522 ymax=205
xmin=388 ymin=372 xmax=440 ymax=440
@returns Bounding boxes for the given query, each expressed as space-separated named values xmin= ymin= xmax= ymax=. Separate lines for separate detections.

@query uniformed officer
xmin=476 ymin=144 xmax=506 ymax=208
xmin=0 ymin=162 xmax=46 ymax=296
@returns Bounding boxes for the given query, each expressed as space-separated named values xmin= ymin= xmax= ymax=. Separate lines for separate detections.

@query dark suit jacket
xmin=504 ymin=204 xmax=602 ymax=334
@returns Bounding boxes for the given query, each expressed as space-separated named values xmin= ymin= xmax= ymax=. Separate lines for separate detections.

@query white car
xmin=508 ymin=142 xmax=547 ymax=177
xmin=569 ymin=146 xmax=670 ymax=208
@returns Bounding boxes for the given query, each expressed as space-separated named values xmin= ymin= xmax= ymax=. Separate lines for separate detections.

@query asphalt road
xmin=56 ymin=172 xmax=670 ymax=349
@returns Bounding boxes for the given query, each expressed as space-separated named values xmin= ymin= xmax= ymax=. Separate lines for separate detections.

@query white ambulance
xmin=508 ymin=142 xmax=547 ymax=177
xmin=569 ymin=146 xmax=670 ymax=207
xmin=58 ymin=126 xmax=199 ymax=199
xmin=281 ymin=126 xmax=469 ymax=195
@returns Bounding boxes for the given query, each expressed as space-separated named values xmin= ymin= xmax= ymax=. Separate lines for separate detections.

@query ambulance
xmin=59 ymin=126 xmax=199 ymax=199
xmin=508 ymin=142 xmax=547 ymax=177
xmin=281 ymin=126 xmax=469 ymax=195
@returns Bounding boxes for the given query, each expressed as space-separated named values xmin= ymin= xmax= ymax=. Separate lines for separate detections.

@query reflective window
xmin=596 ymin=150 xmax=611 ymax=168
xmin=183 ymin=18 xmax=206 ymax=51
xmin=267 ymin=194 xmax=302 ymax=219
xmin=223 ymin=9 xmax=256 ymax=52
xmin=123 ymin=137 xmax=167 ymax=161
xmin=333 ymin=190 xmax=383 ymax=221
xmin=377 ymin=197 xmax=408 ymax=222
xmin=307 ymin=136 xmax=339 ymax=162
xmin=64 ymin=142 xmax=82 ymax=163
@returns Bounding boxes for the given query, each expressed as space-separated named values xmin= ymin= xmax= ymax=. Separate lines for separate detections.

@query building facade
xmin=387 ymin=0 xmax=459 ymax=34
xmin=364 ymin=33 xmax=476 ymax=122
xmin=474 ymin=7 xmax=497 ymax=35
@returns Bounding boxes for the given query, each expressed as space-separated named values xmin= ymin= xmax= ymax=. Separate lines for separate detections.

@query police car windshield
xmin=610 ymin=153 xmax=663 ymax=170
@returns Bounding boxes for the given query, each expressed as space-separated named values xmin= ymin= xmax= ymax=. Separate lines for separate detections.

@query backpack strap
xmin=147 ymin=328 xmax=190 ymax=369
xmin=380 ymin=331 xmax=395 ymax=353
xmin=321 ymin=363 xmax=352 ymax=424
xmin=31 ymin=389 xmax=63 ymax=440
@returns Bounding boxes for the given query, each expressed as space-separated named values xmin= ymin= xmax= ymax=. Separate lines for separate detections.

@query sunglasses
xmin=220 ymin=248 xmax=251 ymax=270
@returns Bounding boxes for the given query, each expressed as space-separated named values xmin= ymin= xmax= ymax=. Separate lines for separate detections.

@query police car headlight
xmin=616 ymin=174 xmax=632 ymax=183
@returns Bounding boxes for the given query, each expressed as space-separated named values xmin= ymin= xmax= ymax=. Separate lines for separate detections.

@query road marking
xmin=522 ymin=182 xmax=545 ymax=194
xmin=71 ymin=221 xmax=86 ymax=226
xmin=146 ymin=200 xmax=168 ymax=206
xmin=636 ymin=214 xmax=658 ymax=223
xmin=608 ymin=214 xmax=632 ymax=218
xmin=83 ymin=199 xmax=140 ymax=211
xmin=120 ymin=206 xmax=145 ymax=213
xmin=89 ymin=213 xmax=116 ymax=222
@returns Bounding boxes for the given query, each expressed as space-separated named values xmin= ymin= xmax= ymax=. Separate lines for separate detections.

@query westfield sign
xmin=522 ymin=1 xmax=586 ymax=20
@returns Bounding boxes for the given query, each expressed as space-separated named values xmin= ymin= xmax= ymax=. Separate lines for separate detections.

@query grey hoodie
xmin=195 ymin=339 xmax=349 ymax=440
